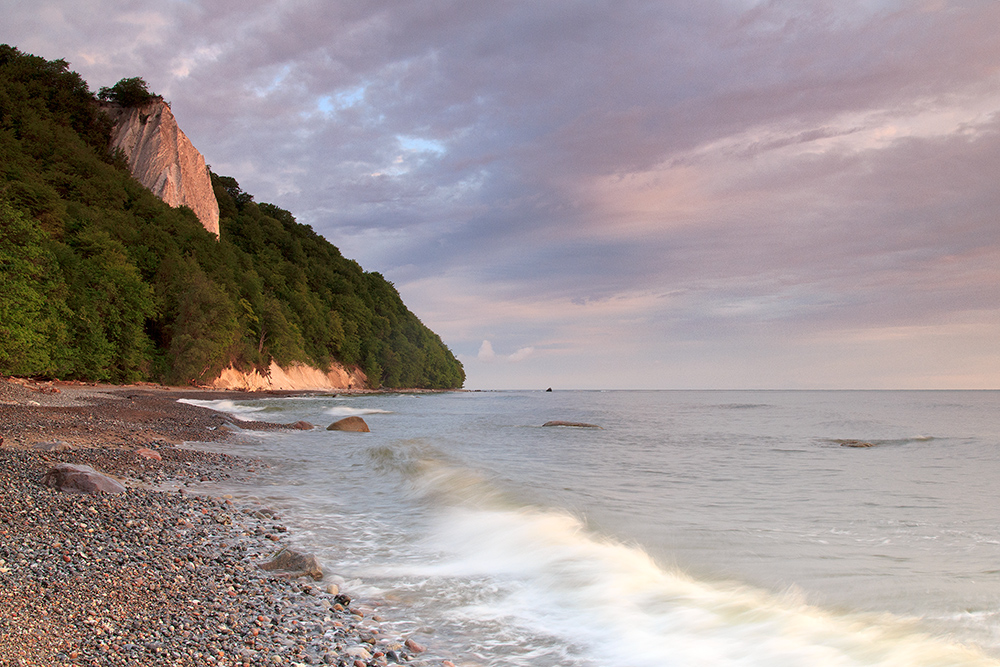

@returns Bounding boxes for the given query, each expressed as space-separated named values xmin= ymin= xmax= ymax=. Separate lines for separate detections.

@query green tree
xmin=167 ymin=264 xmax=240 ymax=383
xmin=0 ymin=195 xmax=68 ymax=375
xmin=97 ymin=77 xmax=160 ymax=107
xmin=0 ymin=46 xmax=464 ymax=388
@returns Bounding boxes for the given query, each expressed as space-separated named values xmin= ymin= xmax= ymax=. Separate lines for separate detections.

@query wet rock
xmin=326 ymin=416 xmax=370 ymax=433
xmin=260 ymin=548 xmax=324 ymax=580
xmin=838 ymin=439 xmax=876 ymax=448
xmin=345 ymin=645 xmax=372 ymax=660
xmin=289 ymin=421 xmax=314 ymax=430
xmin=41 ymin=463 xmax=126 ymax=494
xmin=542 ymin=420 xmax=602 ymax=429
xmin=404 ymin=638 xmax=426 ymax=653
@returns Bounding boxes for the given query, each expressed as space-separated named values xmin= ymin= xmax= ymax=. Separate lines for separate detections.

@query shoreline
xmin=0 ymin=377 xmax=446 ymax=666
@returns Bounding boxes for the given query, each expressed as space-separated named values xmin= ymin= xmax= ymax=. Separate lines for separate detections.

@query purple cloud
xmin=5 ymin=0 xmax=1000 ymax=387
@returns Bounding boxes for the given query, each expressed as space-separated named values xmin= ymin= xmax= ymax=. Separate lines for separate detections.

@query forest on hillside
xmin=0 ymin=45 xmax=465 ymax=389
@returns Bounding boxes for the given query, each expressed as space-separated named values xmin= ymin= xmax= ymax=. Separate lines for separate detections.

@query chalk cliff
xmin=103 ymin=100 xmax=220 ymax=236
xmin=211 ymin=361 xmax=369 ymax=392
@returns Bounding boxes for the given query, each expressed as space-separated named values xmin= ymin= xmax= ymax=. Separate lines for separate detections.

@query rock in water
xmin=327 ymin=416 xmax=370 ymax=432
xmin=289 ymin=421 xmax=314 ymax=430
xmin=404 ymin=638 xmax=426 ymax=653
xmin=42 ymin=463 xmax=126 ymax=495
xmin=259 ymin=549 xmax=324 ymax=580
xmin=102 ymin=100 xmax=220 ymax=236
xmin=542 ymin=420 xmax=602 ymax=429
xmin=839 ymin=440 xmax=876 ymax=448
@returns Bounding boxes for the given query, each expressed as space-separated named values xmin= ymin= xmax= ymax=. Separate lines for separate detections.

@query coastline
xmin=0 ymin=378 xmax=445 ymax=666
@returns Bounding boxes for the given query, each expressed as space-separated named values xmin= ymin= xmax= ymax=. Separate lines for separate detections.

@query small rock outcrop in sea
xmin=838 ymin=439 xmax=876 ymax=448
xmin=327 ymin=416 xmax=371 ymax=432
xmin=102 ymin=100 xmax=220 ymax=236
xmin=259 ymin=548 xmax=324 ymax=580
xmin=41 ymin=463 xmax=126 ymax=494
xmin=289 ymin=420 xmax=314 ymax=430
xmin=542 ymin=420 xmax=602 ymax=429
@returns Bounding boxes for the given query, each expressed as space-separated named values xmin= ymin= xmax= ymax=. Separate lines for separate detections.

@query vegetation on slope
xmin=0 ymin=45 xmax=464 ymax=388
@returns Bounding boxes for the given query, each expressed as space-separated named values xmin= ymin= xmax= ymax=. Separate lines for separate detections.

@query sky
xmin=4 ymin=0 xmax=1000 ymax=389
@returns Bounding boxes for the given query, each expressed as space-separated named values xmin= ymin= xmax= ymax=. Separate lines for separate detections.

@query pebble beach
xmin=0 ymin=378 xmax=442 ymax=667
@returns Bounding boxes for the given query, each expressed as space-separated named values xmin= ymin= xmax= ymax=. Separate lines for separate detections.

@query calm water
xmin=182 ymin=390 xmax=1000 ymax=666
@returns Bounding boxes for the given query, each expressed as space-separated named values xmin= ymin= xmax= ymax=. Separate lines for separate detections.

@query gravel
xmin=0 ymin=378 xmax=442 ymax=667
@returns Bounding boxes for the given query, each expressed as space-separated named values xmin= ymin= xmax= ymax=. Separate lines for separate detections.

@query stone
xmin=102 ymin=100 xmax=220 ymax=236
xmin=42 ymin=463 xmax=126 ymax=495
xmin=135 ymin=447 xmax=162 ymax=460
xmin=542 ymin=420 xmax=602 ymax=429
xmin=259 ymin=549 xmax=324 ymax=580
xmin=326 ymin=416 xmax=370 ymax=432
xmin=33 ymin=440 xmax=73 ymax=452
xmin=345 ymin=646 xmax=372 ymax=660
xmin=404 ymin=638 xmax=426 ymax=653
xmin=839 ymin=440 xmax=876 ymax=448
xmin=289 ymin=421 xmax=314 ymax=430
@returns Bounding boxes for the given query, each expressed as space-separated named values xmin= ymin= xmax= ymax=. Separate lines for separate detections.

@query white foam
xmin=405 ymin=458 xmax=999 ymax=667
xmin=177 ymin=398 xmax=267 ymax=420
xmin=325 ymin=406 xmax=393 ymax=417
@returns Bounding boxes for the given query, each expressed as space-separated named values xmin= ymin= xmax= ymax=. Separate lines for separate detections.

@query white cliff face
xmin=104 ymin=101 xmax=220 ymax=237
xmin=211 ymin=361 xmax=369 ymax=392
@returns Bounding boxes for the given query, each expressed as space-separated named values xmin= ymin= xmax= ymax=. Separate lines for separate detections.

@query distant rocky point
xmin=542 ymin=420 xmax=602 ymax=429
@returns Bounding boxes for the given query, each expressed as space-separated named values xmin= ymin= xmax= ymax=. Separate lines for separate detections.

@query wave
xmin=373 ymin=443 xmax=997 ymax=667
xmin=176 ymin=398 xmax=267 ymax=420
xmin=325 ymin=406 xmax=393 ymax=417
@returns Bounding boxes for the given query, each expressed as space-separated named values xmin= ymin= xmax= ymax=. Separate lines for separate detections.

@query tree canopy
xmin=97 ymin=76 xmax=161 ymax=108
xmin=0 ymin=45 xmax=464 ymax=388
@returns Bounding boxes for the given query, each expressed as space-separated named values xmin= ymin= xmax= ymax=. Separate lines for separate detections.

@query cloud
xmin=477 ymin=340 xmax=495 ymax=361
xmin=476 ymin=340 xmax=534 ymax=363
xmin=6 ymin=0 xmax=1000 ymax=387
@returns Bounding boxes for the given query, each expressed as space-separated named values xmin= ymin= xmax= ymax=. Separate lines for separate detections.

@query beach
xmin=5 ymin=383 xmax=1000 ymax=666
xmin=0 ymin=378 xmax=436 ymax=667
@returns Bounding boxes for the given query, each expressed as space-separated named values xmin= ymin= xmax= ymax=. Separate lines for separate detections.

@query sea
xmin=179 ymin=390 xmax=1000 ymax=666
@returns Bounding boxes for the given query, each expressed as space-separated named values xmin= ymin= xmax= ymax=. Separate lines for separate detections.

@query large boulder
xmin=327 ymin=416 xmax=370 ymax=432
xmin=259 ymin=549 xmax=324 ymax=580
xmin=42 ymin=463 xmax=126 ymax=495
xmin=542 ymin=420 xmax=602 ymax=429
